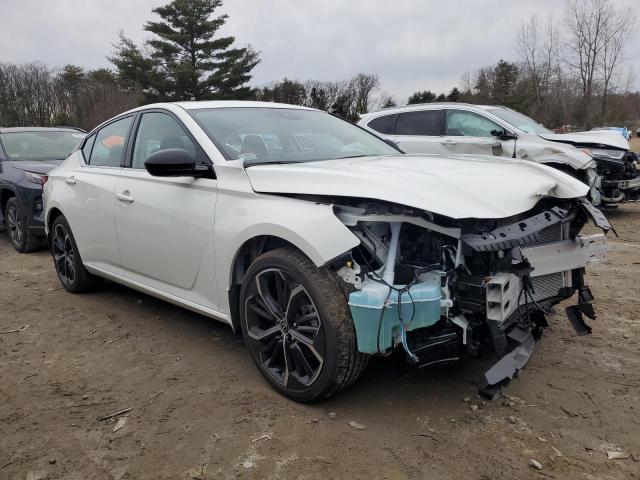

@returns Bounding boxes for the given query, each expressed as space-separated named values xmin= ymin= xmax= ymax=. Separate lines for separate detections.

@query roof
xmin=360 ymin=103 xmax=505 ymax=119
xmin=0 ymin=126 xmax=86 ymax=134
xmin=175 ymin=100 xmax=314 ymax=111
xmin=122 ymin=100 xmax=315 ymax=116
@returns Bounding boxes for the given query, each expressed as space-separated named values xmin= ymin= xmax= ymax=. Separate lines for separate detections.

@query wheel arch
xmin=46 ymin=207 xmax=65 ymax=235
xmin=226 ymin=230 xmax=354 ymax=334
xmin=0 ymin=187 xmax=16 ymax=219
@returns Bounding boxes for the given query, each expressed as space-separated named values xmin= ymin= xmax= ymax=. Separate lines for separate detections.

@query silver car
xmin=358 ymin=103 xmax=640 ymax=205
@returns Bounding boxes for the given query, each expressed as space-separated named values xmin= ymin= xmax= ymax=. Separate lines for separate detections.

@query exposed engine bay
xmin=580 ymin=146 xmax=640 ymax=204
xmin=333 ymin=197 xmax=610 ymax=399
xmin=594 ymin=150 xmax=640 ymax=203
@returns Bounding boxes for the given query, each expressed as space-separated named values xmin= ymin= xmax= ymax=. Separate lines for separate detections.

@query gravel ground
xmin=1 ymin=203 xmax=639 ymax=480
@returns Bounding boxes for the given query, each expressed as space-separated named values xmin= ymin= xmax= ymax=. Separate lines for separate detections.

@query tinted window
xmin=81 ymin=134 xmax=96 ymax=163
xmin=89 ymin=116 xmax=133 ymax=167
xmin=132 ymin=112 xmax=201 ymax=169
xmin=395 ymin=110 xmax=441 ymax=136
xmin=446 ymin=110 xmax=502 ymax=138
xmin=368 ymin=115 xmax=396 ymax=134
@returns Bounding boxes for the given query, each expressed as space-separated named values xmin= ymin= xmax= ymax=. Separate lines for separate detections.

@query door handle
xmin=441 ymin=139 xmax=457 ymax=145
xmin=116 ymin=191 xmax=134 ymax=203
xmin=65 ymin=176 xmax=77 ymax=185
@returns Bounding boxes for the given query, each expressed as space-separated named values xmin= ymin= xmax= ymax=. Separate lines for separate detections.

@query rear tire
xmin=239 ymin=247 xmax=368 ymax=402
xmin=5 ymin=197 xmax=45 ymax=253
xmin=50 ymin=215 xmax=102 ymax=293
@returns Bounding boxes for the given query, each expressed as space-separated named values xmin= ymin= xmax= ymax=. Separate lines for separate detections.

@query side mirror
xmin=144 ymin=148 xmax=213 ymax=178
xmin=491 ymin=129 xmax=517 ymax=141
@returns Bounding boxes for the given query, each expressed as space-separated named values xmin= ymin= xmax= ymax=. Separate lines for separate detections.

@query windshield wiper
xmin=243 ymin=159 xmax=303 ymax=167
xmin=336 ymin=154 xmax=370 ymax=160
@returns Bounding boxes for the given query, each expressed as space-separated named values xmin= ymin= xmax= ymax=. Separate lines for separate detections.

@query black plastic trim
xmin=462 ymin=207 xmax=568 ymax=252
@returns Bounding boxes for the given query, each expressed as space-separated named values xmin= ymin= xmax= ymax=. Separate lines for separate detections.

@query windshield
xmin=0 ymin=131 xmax=84 ymax=161
xmin=484 ymin=107 xmax=553 ymax=135
xmin=189 ymin=107 xmax=399 ymax=164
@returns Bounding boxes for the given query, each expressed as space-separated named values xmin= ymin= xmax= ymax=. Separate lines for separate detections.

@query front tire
xmin=5 ymin=197 xmax=45 ymax=253
xmin=239 ymin=248 xmax=368 ymax=402
xmin=50 ymin=215 xmax=102 ymax=293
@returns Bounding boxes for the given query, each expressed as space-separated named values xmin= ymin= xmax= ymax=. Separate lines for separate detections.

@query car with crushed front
xmin=44 ymin=101 xmax=610 ymax=401
xmin=358 ymin=103 xmax=640 ymax=205
xmin=0 ymin=127 xmax=85 ymax=252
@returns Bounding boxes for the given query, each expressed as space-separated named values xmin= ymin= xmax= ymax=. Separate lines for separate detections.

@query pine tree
xmin=407 ymin=90 xmax=436 ymax=104
xmin=446 ymin=87 xmax=461 ymax=102
xmin=110 ymin=0 xmax=260 ymax=102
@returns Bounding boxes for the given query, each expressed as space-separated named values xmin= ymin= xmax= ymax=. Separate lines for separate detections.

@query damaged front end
xmin=589 ymin=149 xmax=640 ymax=204
xmin=334 ymin=197 xmax=610 ymax=399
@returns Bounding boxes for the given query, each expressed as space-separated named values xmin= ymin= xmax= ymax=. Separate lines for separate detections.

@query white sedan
xmin=44 ymin=101 xmax=609 ymax=401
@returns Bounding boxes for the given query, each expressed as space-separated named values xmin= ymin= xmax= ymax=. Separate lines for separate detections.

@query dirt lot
xmin=1 ymin=204 xmax=640 ymax=480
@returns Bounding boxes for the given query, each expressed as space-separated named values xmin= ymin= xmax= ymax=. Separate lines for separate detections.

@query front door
xmin=114 ymin=111 xmax=220 ymax=310
xmin=442 ymin=109 xmax=503 ymax=156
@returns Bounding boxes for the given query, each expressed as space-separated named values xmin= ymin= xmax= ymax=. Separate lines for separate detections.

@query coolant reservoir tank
xmin=348 ymin=274 xmax=443 ymax=354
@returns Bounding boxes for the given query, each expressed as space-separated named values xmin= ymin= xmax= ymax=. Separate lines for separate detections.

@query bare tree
xmin=0 ymin=62 xmax=140 ymax=129
xmin=351 ymin=73 xmax=379 ymax=115
xmin=515 ymin=13 xmax=559 ymax=122
xmin=562 ymin=0 xmax=623 ymax=126
xmin=600 ymin=6 xmax=636 ymax=116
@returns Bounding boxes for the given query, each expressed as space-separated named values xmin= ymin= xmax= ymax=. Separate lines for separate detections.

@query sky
xmin=1 ymin=0 xmax=639 ymax=103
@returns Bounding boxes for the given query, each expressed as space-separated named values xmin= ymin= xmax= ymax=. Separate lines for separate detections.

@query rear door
xmin=114 ymin=110 xmax=220 ymax=310
xmin=59 ymin=116 xmax=133 ymax=274
xmin=443 ymin=109 xmax=503 ymax=156
xmin=386 ymin=109 xmax=448 ymax=154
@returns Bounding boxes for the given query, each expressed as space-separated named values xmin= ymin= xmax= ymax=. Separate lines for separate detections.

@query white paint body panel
xmin=45 ymin=152 xmax=124 ymax=275
xmin=539 ymin=131 xmax=630 ymax=151
xmin=245 ymin=154 xmax=588 ymax=219
xmin=114 ymin=169 xmax=220 ymax=311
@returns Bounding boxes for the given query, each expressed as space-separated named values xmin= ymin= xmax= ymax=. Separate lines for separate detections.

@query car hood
xmin=245 ymin=154 xmax=589 ymax=219
xmin=9 ymin=160 xmax=63 ymax=174
xmin=539 ymin=131 xmax=630 ymax=150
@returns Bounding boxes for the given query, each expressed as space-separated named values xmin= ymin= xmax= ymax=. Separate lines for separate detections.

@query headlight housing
xmin=24 ymin=171 xmax=48 ymax=185
xmin=583 ymin=148 xmax=626 ymax=161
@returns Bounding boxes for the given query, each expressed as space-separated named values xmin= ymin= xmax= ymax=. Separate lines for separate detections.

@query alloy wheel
xmin=52 ymin=223 xmax=76 ymax=286
xmin=244 ymin=268 xmax=325 ymax=390
xmin=6 ymin=205 xmax=23 ymax=246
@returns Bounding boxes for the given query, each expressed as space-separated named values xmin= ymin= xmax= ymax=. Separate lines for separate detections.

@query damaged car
xmin=44 ymin=102 xmax=609 ymax=401
xmin=358 ymin=103 xmax=640 ymax=206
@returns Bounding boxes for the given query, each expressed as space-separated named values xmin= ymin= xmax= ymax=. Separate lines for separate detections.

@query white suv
xmin=44 ymin=101 xmax=609 ymax=401
xmin=358 ymin=103 xmax=640 ymax=205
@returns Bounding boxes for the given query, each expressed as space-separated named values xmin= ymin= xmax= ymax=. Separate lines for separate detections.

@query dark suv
xmin=0 ymin=127 xmax=85 ymax=252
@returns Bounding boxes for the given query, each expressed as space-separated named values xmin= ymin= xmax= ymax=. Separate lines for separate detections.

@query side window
xmin=81 ymin=133 xmax=96 ymax=163
xmin=89 ymin=116 xmax=133 ymax=167
xmin=131 ymin=112 xmax=200 ymax=169
xmin=395 ymin=110 xmax=441 ymax=136
xmin=368 ymin=115 xmax=397 ymax=134
xmin=446 ymin=110 xmax=502 ymax=138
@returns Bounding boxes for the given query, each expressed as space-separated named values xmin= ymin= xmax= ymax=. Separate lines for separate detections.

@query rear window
xmin=395 ymin=110 xmax=442 ymax=136
xmin=0 ymin=131 xmax=84 ymax=161
xmin=367 ymin=115 xmax=397 ymax=134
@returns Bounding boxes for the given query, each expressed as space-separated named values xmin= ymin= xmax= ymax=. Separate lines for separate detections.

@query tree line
xmin=0 ymin=0 xmax=638 ymax=131
xmin=0 ymin=63 xmax=139 ymax=130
